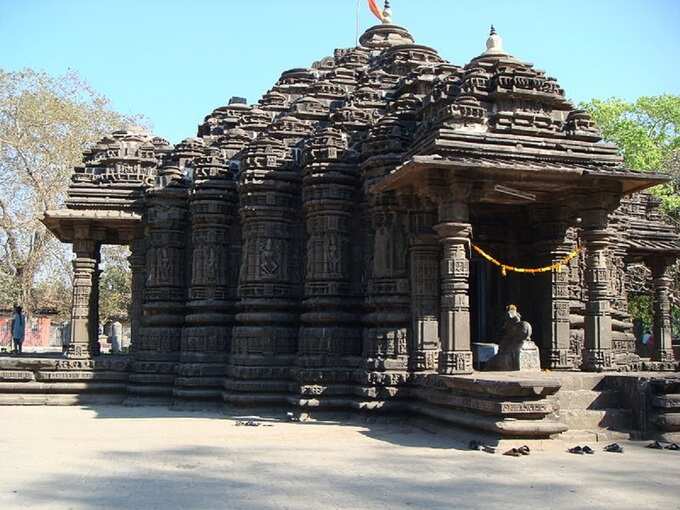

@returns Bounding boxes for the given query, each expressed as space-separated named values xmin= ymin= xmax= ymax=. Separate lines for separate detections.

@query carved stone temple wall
xmin=40 ymin=22 xmax=680 ymax=431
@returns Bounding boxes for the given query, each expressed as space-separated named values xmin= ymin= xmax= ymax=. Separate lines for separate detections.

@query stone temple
xmin=5 ymin=19 xmax=680 ymax=438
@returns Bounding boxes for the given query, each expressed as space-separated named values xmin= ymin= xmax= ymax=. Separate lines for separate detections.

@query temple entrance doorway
xmin=469 ymin=204 xmax=557 ymax=368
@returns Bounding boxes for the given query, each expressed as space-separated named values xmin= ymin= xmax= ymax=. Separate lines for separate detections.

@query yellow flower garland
xmin=471 ymin=244 xmax=582 ymax=277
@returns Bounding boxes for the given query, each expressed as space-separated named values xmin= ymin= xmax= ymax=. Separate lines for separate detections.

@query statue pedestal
xmin=485 ymin=340 xmax=541 ymax=372
xmin=515 ymin=340 xmax=541 ymax=372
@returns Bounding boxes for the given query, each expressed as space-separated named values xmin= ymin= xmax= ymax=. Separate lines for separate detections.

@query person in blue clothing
xmin=11 ymin=304 xmax=26 ymax=355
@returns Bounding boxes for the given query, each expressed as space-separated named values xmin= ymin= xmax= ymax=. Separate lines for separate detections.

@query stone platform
xmin=1 ymin=353 xmax=678 ymax=440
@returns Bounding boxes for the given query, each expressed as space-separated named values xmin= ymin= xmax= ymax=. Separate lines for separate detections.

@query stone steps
xmin=553 ymin=373 xmax=607 ymax=391
xmin=558 ymin=408 xmax=633 ymax=431
xmin=651 ymin=393 xmax=680 ymax=410
xmin=559 ymin=429 xmax=632 ymax=443
xmin=558 ymin=389 xmax=622 ymax=410
xmin=557 ymin=384 xmax=633 ymax=434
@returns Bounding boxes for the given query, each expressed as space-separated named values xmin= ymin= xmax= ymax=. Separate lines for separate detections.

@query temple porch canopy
xmin=370 ymin=154 xmax=676 ymax=371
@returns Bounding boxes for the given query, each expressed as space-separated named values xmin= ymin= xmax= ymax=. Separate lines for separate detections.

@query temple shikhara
xmin=4 ymin=6 xmax=679 ymax=439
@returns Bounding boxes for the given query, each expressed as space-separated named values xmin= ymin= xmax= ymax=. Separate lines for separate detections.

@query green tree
xmin=583 ymin=95 xmax=680 ymax=331
xmin=582 ymin=95 xmax=680 ymax=214
xmin=99 ymin=245 xmax=132 ymax=325
xmin=0 ymin=69 xmax=143 ymax=315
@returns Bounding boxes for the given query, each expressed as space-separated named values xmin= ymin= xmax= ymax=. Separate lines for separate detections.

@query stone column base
xmin=439 ymin=350 xmax=473 ymax=375
xmin=582 ymin=349 xmax=614 ymax=372
xmin=65 ymin=343 xmax=94 ymax=359
xmin=653 ymin=350 xmax=676 ymax=363
xmin=410 ymin=349 xmax=439 ymax=371
xmin=547 ymin=349 xmax=573 ymax=370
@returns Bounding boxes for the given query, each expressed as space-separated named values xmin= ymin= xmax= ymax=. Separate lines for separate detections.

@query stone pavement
xmin=0 ymin=406 xmax=678 ymax=510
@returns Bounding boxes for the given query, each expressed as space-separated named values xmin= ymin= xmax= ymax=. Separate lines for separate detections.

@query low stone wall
xmin=599 ymin=373 xmax=680 ymax=441
xmin=0 ymin=355 xmax=566 ymax=438
xmin=0 ymin=356 xmax=129 ymax=405
xmin=3 ymin=355 xmax=679 ymax=440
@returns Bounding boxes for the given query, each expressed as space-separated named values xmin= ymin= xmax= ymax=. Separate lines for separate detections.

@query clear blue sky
xmin=2 ymin=0 xmax=679 ymax=143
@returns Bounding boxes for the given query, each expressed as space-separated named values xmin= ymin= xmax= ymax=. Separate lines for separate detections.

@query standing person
xmin=11 ymin=305 xmax=26 ymax=355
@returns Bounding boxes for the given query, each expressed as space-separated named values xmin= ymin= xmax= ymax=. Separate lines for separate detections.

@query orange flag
xmin=368 ymin=0 xmax=384 ymax=22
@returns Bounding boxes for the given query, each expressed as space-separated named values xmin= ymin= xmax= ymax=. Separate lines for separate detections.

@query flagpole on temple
xmin=355 ymin=0 xmax=360 ymax=46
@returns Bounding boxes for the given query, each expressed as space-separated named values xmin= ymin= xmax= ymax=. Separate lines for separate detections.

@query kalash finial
xmin=484 ymin=24 xmax=505 ymax=55
xmin=382 ymin=0 xmax=393 ymax=24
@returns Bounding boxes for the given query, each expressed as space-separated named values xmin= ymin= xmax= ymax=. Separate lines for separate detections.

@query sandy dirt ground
xmin=0 ymin=405 xmax=678 ymax=510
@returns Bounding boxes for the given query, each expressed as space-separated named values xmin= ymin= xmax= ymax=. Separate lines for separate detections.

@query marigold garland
xmin=471 ymin=244 xmax=582 ymax=277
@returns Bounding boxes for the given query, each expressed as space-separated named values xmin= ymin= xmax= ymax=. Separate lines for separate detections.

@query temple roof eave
xmin=370 ymin=156 xmax=671 ymax=202
xmin=42 ymin=209 xmax=142 ymax=244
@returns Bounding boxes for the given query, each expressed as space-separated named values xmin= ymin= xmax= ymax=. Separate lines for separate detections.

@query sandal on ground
xmin=568 ymin=446 xmax=584 ymax=454
xmin=503 ymin=448 xmax=522 ymax=457
xmin=582 ymin=446 xmax=595 ymax=454
xmin=664 ymin=443 xmax=680 ymax=451
xmin=235 ymin=420 xmax=260 ymax=427
xmin=518 ymin=445 xmax=530 ymax=455
xmin=482 ymin=445 xmax=496 ymax=454
xmin=647 ymin=441 xmax=665 ymax=449
xmin=604 ymin=443 xmax=624 ymax=453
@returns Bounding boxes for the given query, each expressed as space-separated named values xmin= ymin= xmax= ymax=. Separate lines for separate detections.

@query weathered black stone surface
xmin=35 ymin=22 xmax=680 ymax=436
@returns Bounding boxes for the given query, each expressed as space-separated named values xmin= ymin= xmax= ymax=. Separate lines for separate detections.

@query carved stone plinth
xmin=438 ymin=350 xmax=473 ymax=374
xmin=517 ymin=340 xmax=541 ymax=371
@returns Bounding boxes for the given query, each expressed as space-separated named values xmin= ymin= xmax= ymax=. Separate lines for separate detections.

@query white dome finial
xmin=484 ymin=24 xmax=505 ymax=55
xmin=382 ymin=0 xmax=392 ymax=24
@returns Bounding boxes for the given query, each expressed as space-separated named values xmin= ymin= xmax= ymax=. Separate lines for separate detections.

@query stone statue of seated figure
xmin=485 ymin=305 xmax=541 ymax=372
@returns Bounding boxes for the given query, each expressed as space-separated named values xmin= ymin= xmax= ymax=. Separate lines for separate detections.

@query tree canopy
xmin=582 ymin=94 xmax=680 ymax=215
xmin=583 ymin=95 xmax=680 ymax=331
xmin=0 ymin=68 xmax=141 ymax=317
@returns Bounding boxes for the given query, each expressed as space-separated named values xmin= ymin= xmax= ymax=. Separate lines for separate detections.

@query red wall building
xmin=0 ymin=312 xmax=54 ymax=349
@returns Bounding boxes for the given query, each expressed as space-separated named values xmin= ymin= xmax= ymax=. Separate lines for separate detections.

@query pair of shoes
xmin=235 ymin=420 xmax=260 ymax=427
xmin=503 ymin=448 xmax=522 ymax=457
xmin=503 ymin=446 xmax=530 ymax=457
xmin=647 ymin=441 xmax=664 ymax=449
xmin=604 ymin=443 xmax=624 ymax=453
xmin=568 ymin=445 xmax=594 ymax=455
xmin=469 ymin=440 xmax=496 ymax=454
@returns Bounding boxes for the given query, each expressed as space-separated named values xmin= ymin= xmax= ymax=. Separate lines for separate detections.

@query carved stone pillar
xmin=363 ymin=194 xmax=411 ymax=372
xmin=129 ymin=175 xmax=189 ymax=398
xmin=650 ymin=257 xmax=675 ymax=362
xmin=128 ymin=238 xmax=146 ymax=351
xmin=408 ymin=200 xmax=440 ymax=372
xmin=177 ymin=157 xmax=237 ymax=399
xmin=546 ymin=239 xmax=575 ymax=369
xmin=67 ymin=237 xmax=99 ymax=359
xmin=297 ymin=127 xmax=362 ymax=391
xmin=581 ymin=203 xmax=616 ymax=371
xmin=230 ymin=135 xmax=303 ymax=398
xmin=532 ymin=207 xmax=575 ymax=370
xmin=434 ymin=185 xmax=473 ymax=375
